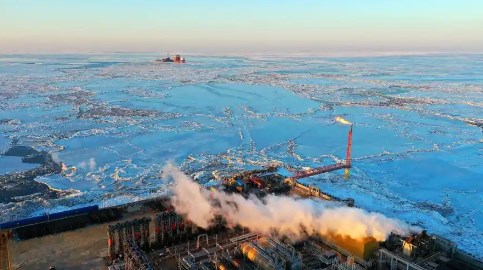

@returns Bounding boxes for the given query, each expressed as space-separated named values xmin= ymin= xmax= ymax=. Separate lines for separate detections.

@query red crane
xmin=291 ymin=125 xmax=353 ymax=180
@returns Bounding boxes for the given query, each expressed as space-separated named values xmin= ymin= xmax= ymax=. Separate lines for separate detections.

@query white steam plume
xmin=78 ymin=158 xmax=97 ymax=171
xmin=162 ymin=163 xmax=412 ymax=241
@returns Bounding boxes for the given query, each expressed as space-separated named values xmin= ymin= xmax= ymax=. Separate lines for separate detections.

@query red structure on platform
xmin=291 ymin=125 xmax=353 ymax=180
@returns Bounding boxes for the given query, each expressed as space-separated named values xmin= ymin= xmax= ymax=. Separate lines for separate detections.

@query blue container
xmin=48 ymin=205 xmax=99 ymax=220
xmin=0 ymin=205 xmax=99 ymax=230
xmin=0 ymin=215 xmax=48 ymax=230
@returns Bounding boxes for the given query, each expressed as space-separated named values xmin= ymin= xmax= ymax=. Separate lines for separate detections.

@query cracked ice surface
xmin=0 ymin=54 xmax=482 ymax=258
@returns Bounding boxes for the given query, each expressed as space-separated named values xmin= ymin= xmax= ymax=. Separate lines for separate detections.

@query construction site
xmin=1 ymin=125 xmax=483 ymax=270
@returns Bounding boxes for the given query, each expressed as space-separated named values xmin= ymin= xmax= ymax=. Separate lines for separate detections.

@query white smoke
xmin=78 ymin=158 xmax=97 ymax=171
xmin=51 ymin=152 xmax=60 ymax=164
xmin=162 ymin=162 xmax=214 ymax=228
xmin=162 ymin=163 xmax=412 ymax=242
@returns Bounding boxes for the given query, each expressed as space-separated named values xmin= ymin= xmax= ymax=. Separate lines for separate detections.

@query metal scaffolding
xmin=378 ymin=248 xmax=426 ymax=270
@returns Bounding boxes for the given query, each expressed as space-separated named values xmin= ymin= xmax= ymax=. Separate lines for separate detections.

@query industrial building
xmin=1 ymin=125 xmax=483 ymax=270
xmin=1 ymin=178 xmax=482 ymax=270
xmin=103 ymin=203 xmax=483 ymax=270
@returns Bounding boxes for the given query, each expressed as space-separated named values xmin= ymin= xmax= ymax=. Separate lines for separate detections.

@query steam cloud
xmin=79 ymin=158 xmax=97 ymax=171
xmin=162 ymin=163 xmax=412 ymax=242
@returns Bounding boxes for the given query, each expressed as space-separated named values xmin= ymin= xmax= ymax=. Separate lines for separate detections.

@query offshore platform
xmin=1 ymin=124 xmax=482 ymax=270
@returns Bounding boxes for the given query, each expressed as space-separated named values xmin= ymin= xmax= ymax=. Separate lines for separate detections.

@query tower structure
xmin=345 ymin=125 xmax=353 ymax=179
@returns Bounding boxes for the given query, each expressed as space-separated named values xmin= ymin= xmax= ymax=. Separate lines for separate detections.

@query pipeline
xmin=154 ymin=211 xmax=198 ymax=248
xmin=123 ymin=239 xmax=154 ymax=270
xmin=287 ymin=180 xmax=355 ymax=207
xmin=106 ymin=217 xmax=151 ymax=264
xmin=241 ymin=241 xmax=285 ymax=270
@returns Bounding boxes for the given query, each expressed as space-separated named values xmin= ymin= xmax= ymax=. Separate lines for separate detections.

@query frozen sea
xmin=0 ymin=54 xmax=482 ymax=257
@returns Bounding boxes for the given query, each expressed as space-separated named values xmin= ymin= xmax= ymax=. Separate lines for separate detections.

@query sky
xmin=1 ymin=0 xmax=482 ymax=54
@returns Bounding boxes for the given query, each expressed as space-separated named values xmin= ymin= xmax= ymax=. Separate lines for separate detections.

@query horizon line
xmin=1 ymin=50 xmax=483 ymax=58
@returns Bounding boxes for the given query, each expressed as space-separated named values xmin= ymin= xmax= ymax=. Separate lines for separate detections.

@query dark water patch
xmin=4 ymin=145 xmax=39 ymax=158
xmin=346 ymin=96 xmax=439 ymax=108
xmin=77 ymin=104 xmax=180 ymax=119
xmin=415 ymin=201 xmax=454 ymax=217
xmin=0 ymin=119 xmax=21 ymax=126
xmin=377 ymin=96 xmax=436 ymax=107
xmin=60 ymin=61 xmax=125 ymax=70
xmin=48 ymin=89 xmax=94 ymax=106
xmin=379 ymin=86 xmax=412 ymax=95
xmin=464 ymin=119 xmax=483 ymax=130
xmin=0 ymin=146 xmax=64 ymax=204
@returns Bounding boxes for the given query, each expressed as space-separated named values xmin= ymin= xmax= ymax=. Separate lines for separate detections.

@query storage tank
xmin=240 ymin=242 xmax=284 ymax=270
xmin=217 ymin=260 xmax=235 ymax=270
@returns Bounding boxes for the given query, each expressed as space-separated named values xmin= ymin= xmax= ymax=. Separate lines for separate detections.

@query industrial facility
xmin=1 ymin=125 xmax=482 ymax=270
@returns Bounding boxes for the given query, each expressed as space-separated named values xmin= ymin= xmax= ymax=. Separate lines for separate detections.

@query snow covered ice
xmin=0 ymin=54 xmax=482 ymax=258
